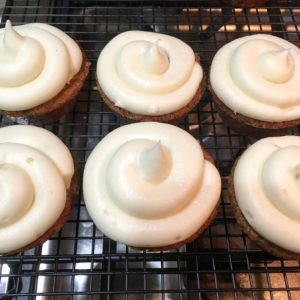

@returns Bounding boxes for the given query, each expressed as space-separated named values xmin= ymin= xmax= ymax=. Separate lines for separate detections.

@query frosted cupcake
xmin=83 ymin=122 xmax=221 ymax=250
xmin=228 ymin=136 xmax=300 ymax=260
xmin=0 ymin=20 xmax=90 ymax=124
xmin=96 ymin=31 xmax=205 ymax=124
xmin=210 ymin=34 xmax=300 ymax=137
xmin=0 ymin=125 xmax=79 ymax=255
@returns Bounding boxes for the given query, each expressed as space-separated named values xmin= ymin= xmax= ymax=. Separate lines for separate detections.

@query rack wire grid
xmin=1 ymin=0 xmax=300 ymax=299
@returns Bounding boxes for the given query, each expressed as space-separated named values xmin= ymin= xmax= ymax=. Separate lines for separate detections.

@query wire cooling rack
xmin=1 ymin=0 xmax=300 ymax=299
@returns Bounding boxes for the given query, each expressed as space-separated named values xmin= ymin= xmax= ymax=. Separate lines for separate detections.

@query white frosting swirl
xmin=83 ymin=122 xmax=221 ymax=248
xmin=0 ymin=125 xmax=74 ymax=254
xmin=210 ymin=34 xmax=300 ymax=122
xmin=0 ymin=20 xmax=82 ymax=111
xmin=97 ymin=31 xmax=203 ymax=115
xmin=234 ymin=136 xmax=300 ymax=253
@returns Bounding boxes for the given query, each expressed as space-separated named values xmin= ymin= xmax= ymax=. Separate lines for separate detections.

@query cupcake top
xmin=83 ymin=122 xmax=221 ymax=248
xmin=0 ymin=20 xmax=82 ymax=111
xmin=97 ymin=31 xmax=203 ymax=116
xmin=210 ymin=34 xmax=300 ymax=122
xmin=234 ymin=136 xmax=300 ymax=253
xmin=0 ymin=125 xmax=74 ymax=254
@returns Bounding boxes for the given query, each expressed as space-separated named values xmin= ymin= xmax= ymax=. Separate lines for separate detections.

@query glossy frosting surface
xmin=210 ymin=34 xmax=300 ymax=122
xmin=83 ymin=122 xmax=221 ymax=248
xmin=234 ymin=136 xmax=300 ymax=253
xmin=97 ymin=31 xmax=203 ymax=115
xmin=0 ymin=21 xmax=82 ymax=111
xmin=0 ymin=125 xmax=74 ymax=254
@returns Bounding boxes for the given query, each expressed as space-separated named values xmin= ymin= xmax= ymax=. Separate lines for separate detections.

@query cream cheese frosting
xmin=0 ymin=125 xmax=74 ymax=254
xmin=83 ymin=122 xmax=221 ymax=248
xmin=234 ymin=136 xmax=300 ymax=253
xmin=97 ymin=31 xmax=203 ymax=115
xmin=0 ymin=20 xmax=82 ymax=111
xmin=210 ymin=34 xmax=300 ymax=122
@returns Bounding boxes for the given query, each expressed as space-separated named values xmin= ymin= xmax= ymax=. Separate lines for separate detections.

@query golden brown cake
xmin=211 ymin=88 xmax=300 ymax=138
xmin=210 ymin=34 xmax=300 ymax=137
xmin=0 ymin=21 xmax=90 ymax=124
xmin=83 ymin=122 xmax=221 ymax=250
xmin=96 ymin=31 xmax=205 ymax=124
xmin=228 ymin=136 xmax=300 ymax=260
xmin=0 ymin=125 xmax=79 ymax=255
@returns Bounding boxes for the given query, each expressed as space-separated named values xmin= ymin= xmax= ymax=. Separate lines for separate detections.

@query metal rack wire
xmin=0 ymin=0 xmax=300 ymax=299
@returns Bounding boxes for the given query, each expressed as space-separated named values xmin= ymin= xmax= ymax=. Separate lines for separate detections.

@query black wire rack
xmin=1 ymin=0 xmax=300 ymax=299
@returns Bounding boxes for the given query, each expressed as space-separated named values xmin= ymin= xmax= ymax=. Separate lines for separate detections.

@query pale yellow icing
xmin=83 ymin=122 xmax=221 ymax=248
xmin=234 ymin=136 xmax=300 ymax=253
xmin=97 ymin=31 xmax=203 ymax=115
xmin=0 ymin=125 xmax=74 ymax=254
xmin=210 ymin=34 xmax=300 ymax=122
xmin=0 ymin=20 xmax=82 ymax=111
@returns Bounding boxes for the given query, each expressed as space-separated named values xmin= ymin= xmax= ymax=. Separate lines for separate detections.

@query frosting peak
xmin=3 ymin=20 xmax=23 ymax=53
xmin=140 ymin=40 xmax=169 ymax=75
xmin=0 ymin=20 xmax=45 ymax=87
xmin=257 ymin=49 xmax=294 ymax=83
xmin=106 ymin=138 xmax=177 ymax=218
xmin=139 ymin=141 xmax=171 ymax=183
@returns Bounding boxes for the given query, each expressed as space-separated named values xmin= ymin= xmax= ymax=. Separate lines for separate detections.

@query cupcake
xmin=0 ymin=20 xmax=90 ymax=124
xmin=228 ymin=136 xmax=300 ymax=260
xmin=96 ymin=31 xmax=205 ymax=124
xmin=0 ymin=125 xmax=79 ymax=255
xmin=222 ymin=0 xmax=268 ymax=7
xmin=83 ymin=122 xmax=221 ymax=250
xmin=210 ymin=34 xmax=300 ymax=137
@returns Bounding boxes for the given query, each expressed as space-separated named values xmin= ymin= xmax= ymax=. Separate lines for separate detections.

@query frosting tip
xmin=139 ymin=140 xmax=171 ymax=183
xmin=140 ymin=39 xmax=169 ymax=75
xmin=5 ymin=20 xmax=12 ymax=30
